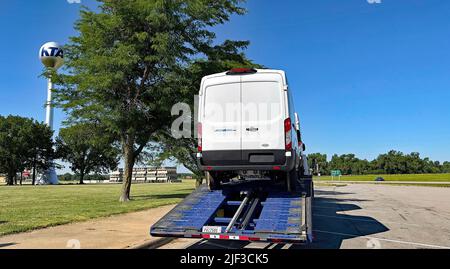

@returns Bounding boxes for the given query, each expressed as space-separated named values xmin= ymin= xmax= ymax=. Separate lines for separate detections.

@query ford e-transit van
xmin=197 ymin=68 xmax=306 ymax=190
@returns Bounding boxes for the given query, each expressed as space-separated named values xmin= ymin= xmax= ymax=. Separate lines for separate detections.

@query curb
xmin=129 ymin=237 xmax=176 ymax=249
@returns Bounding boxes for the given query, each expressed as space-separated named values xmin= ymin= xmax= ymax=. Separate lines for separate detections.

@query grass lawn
xmin=315 ymin=173 xmax=450 ymax=182
xmin=0 ymin=181 xmax=195 ymax=236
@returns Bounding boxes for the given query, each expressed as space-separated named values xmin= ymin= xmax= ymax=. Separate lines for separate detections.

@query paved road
xmin=159 ymin=184 xmax=450 ymax=249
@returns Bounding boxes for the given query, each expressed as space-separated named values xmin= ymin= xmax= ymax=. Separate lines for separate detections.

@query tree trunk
xmin=32 ymin=160 xmax=36 ymax=185
xmin=6 ymin=171 xmax=14 ymax=186
xmin=20 ymin=173 xmax=23 ymax=186
xmin=119 ymin=141 xmax=135 ymax=202
xmin=195 ymin=176 xmax=204 ymax=188
xmin=79 ymin=171 xmax=85 ymax=185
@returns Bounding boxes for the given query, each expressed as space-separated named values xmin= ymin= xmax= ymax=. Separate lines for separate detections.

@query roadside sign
xmin=331 ymin=170 xmax=342 ymax=181
xmin=331 ymin=170 xmax=342 ymax=176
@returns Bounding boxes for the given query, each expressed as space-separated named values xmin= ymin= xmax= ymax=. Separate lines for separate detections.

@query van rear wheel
xmin=287 ymin=169 xmax=298 ymax=192
xmin=206 ymin=172 xmax=221 ymax=191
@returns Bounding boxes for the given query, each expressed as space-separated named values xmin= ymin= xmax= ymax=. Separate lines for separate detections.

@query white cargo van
xmin=197 ymin=68 xmax=306 ymax=190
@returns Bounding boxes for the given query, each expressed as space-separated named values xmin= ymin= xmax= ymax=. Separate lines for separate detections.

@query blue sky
xmin=0 ymin=0 xmax=449 ymax=166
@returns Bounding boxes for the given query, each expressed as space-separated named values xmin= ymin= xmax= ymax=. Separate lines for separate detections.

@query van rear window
xmin=204 ymin=83 xmax=241 ymax=123
xmin=242 ymin=82 xmax=283 ymax=122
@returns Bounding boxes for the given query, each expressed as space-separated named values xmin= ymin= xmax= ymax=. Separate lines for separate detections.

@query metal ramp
xmin=151 ymin=186 xmax=226 ymax=234
xmin=254 ymin=193 xmax=302 ymax=234
xmin=151 ymin=180 xmax=312 ymax=243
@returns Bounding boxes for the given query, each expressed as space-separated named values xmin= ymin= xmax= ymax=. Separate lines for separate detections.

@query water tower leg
xmin=46 ymin=78 xmax=54 ymax=129
xmin=38 ymin=78 xmax=59 ymax=185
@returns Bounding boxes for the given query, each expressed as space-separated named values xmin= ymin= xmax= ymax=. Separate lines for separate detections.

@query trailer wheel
xmin=206 ymin=172 xmax=221 ymax=191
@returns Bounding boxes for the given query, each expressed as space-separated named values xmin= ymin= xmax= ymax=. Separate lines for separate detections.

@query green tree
xmin=59 ymin=173 xmax=75 ymax=181
xmin=442 ymin=162 xmax=450 ymax=173
xmin=307 ymin=153 xmax=328 ymax=175
xmin=329 ymin=154 xmax=361 ymax=175
xmin=0 ymin=116 xmax=54 ymax=185
xmin=26 ymin=122 xmax=55 ymax=185
xmin=305 ymin=150 xmax=447 ymax=175
xmin=374 ymin=150 xmax=404 ymax=174
xmin=55 ymin=0 xmax=248 ymax=201
xmin=56 ymin=123 xmax=120 ymax=184
xmin=352 ymin=159 xmax=370 ymax=175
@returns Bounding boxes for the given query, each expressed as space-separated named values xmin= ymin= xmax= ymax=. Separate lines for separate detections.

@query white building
xmin=109 ymin=167 xmax=180 ymax=183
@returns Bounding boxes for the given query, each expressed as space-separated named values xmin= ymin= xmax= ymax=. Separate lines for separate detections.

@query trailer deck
xmin=151 ymin=179 xmax=313 ymax=244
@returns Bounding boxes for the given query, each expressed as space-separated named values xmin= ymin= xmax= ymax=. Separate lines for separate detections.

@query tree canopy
xmin=56 ymin=123 xmax=120 ymax=184
xmin=0 ymin=115 xmax=54 ymax=185
xmin=54 ymin=0 xmax=250 ymax=201
xmin=308 ymin=150 xmax=448 ymax=176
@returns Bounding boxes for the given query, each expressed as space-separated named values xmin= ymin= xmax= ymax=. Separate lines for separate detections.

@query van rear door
xmin=202 ymin=76 xmax=242 ymax=163
xmin=241 ymin=74 xmax=286 ymax=151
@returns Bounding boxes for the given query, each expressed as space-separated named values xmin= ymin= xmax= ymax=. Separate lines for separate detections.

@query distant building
xmin=110 ymin=167 xmax=180 ymax=183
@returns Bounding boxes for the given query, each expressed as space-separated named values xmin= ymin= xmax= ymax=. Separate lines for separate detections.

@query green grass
xmin=0 ymin=182 xmax=195 ymax=236
xmin=315 ymin=173 xmax=450 ymax=182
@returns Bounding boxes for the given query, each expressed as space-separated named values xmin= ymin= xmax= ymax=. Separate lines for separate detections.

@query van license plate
xmin=202 ymin=226 xmax=222 ymax=234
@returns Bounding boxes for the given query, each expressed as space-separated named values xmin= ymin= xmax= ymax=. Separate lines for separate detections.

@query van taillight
xmin=284 ymin=118 xmax=292 ymax=151
xmin=198 ymin=123 xmax=202 ymax=152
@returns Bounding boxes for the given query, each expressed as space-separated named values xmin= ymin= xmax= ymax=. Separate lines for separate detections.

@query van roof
xmin=201 ymin=69 xmax=287 ymax=86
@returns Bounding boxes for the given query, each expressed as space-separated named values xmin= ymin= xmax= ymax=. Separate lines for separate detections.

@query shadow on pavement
xmin=0 ymin=243 xmax=16 ymax=248
xmin=296 ymin=190 xmax=389 ymax=249
xmin=187 ymin=188 xmax=389 ymax=249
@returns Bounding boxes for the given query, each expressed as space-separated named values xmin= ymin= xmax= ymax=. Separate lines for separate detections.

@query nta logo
xmin=41 ymin=46 xmax=64 ymax=58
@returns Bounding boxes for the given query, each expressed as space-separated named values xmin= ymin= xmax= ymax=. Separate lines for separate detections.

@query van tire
xmin=288 ymin=169 xmax=298 ymax=192
xmin=206 ymin=172 xmax=220 ymax=191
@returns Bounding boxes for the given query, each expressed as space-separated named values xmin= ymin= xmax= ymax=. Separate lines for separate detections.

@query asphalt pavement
xmin=159 ymin=184 xmax=450 ymax=249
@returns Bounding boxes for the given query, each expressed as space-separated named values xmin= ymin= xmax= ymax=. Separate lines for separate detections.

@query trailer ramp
xmin=151 ymin=180 xmax=312 ymax=244
xmin=151 ymin=186 xmax=227 ymax=234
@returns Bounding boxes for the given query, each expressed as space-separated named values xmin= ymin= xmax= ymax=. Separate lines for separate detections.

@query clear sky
xmin=0 ymin=0 xmax=449 ymax=167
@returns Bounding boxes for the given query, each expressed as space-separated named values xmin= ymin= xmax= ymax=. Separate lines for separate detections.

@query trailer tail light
xmin=269 ymin=238 xmax=284 ymax=243
xmin=198 ymin=122 xmax=202 ymax=152
xmin=285 ymin=118 xmax=292 ymax=151
xmin=240 ymin=236 xmax=260 ymax=241
xmin=226 ymin=68 xmax=257 ymax=75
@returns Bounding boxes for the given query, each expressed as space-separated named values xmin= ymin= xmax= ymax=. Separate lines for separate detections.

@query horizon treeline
xmin=308 ymin=150 xmax=450 ymax=176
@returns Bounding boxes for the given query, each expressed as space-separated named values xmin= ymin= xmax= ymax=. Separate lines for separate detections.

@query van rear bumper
xmin=197 ymin=150 xmax=296 ymax=172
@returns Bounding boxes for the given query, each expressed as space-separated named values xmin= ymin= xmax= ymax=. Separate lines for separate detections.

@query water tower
xmin=38 ymin=42 xmax=64 ymax=185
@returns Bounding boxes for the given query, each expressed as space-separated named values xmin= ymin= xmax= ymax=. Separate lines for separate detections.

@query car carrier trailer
xmin=151 ymin=68 xmax=313 ymax=245
xmin=150 ymin=160 xmax=313 ymax=245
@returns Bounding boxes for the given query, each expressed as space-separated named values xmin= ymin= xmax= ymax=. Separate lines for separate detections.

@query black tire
xmin=288 ymin=169 xmax=298 ymax=192
xmin=206 ymin=172 xmax=221 ymax=191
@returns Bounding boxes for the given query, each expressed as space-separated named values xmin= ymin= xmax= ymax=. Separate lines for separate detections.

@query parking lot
xmin=159 ymin=184 xmax=450 ymax=249
xmin=304 ymin=184 xmax=450 ymax=249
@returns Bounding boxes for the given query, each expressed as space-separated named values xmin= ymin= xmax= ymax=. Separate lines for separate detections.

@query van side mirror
xmin=294 ymin=113 xmax=300 ymax=131
xmin=299 ymin=141 xmax=306 ymax=151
